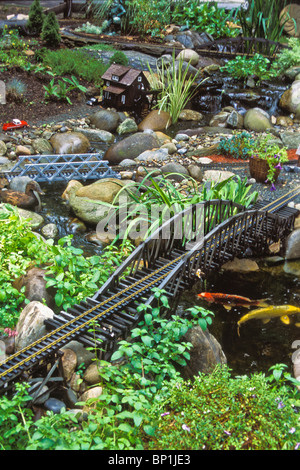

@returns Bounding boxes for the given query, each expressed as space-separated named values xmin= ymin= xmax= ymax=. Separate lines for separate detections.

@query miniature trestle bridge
xmin=0 ymin=188 xmax=300 ymax=397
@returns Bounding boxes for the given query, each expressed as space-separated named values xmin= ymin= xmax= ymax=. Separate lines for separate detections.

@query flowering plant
xmin=249 ymin=134 xmax=288 ymax=189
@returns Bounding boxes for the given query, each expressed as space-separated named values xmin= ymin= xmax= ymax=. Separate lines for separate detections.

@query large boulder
xmin=15 ymin=301 xmax=55 ymax=351
xmin=87 ymin=109 xmax=120 ymax=131
xmin=284 ymin=228 xmax=300 ymax=260
xmin=138 ymin=110 xmax=172 ymax=131
xmin=104 ymin=132 xmax=159 ymax=165
xmin=179 ymin=326 xmax=227 ymax=380
xmin=49 ymin=132 xmax=90 ymax=154
xmin=279 ymin=80 xmax=300 ymax=116
xmin=65 ymin=178 xmax=135 ymax=224
xmin=243 ymin=108 xmax=273 ymax=132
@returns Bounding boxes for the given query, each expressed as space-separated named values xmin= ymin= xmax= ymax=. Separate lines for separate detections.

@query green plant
xmin=220 ymin=54 xmax=278 ymax=82
xmin=26 ymin=0 xmax=45 ymax=35
xmin=6 ymin=78 xmax=27 ymax=102
xmin=41 ymin=11 xmax=61 ymax=47
xmin=237 ymin=0 xmax=294 ymax=53
xmin=249 ymin=134 xmax=288 ymax=187
xmin=275 ymin=37 xmax=300 ymax=74
xmin=147 ymin=54 xmax=203 ymax=124
xmin=42 ymin=49 xmax=107 ymax=85
xmin=108 ymin=50 xmax=129 ymax=66
xmin=172 ymin=0 xmax=240 ymax=38
xmin=218 ymin=131 xmax=255 ymax=160
xmin=144 ymin=364 xmax=300 ymax=450
xmin=43 ymin=76 xmax=87 ymax=104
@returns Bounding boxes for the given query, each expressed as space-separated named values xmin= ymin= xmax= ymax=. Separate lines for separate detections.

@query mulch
xmin=202 ymin=149 xmax=299 ymax=164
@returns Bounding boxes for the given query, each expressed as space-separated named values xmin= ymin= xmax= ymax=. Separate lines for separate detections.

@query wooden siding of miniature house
xmin=101 ymin=65 xmax=150 ymax=109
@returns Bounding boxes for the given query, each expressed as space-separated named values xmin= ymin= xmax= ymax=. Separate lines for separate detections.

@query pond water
xmin=179 ymin=259 xmax=300 ymax=376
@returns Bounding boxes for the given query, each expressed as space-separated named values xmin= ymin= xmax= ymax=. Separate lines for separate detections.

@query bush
xmin=220 ymin=54 xmax=278 ymax=82
xmin=26 ymin=0 xmax=45 ymax=35
xmin=275 ymin=38 xmax=300 ymax=74
xmin=41 ymin=11 xmax=61 ymax=47
xmin=109 ymin=50 xmax=129 ymax=66
xmin=144 ymin=365 xmax=300 ymax=450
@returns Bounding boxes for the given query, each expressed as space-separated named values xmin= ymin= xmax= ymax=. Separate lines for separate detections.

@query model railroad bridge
xmin=0 ymin=189 xmax=300 ymax=397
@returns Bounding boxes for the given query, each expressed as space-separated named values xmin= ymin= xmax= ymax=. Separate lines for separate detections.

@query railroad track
xmin=0 ymin=191 xmax=299 ymax=395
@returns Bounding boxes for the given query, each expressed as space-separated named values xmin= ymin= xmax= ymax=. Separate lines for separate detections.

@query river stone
xmin=74 ymin=127 xmax=115 ymax=144
xmin=179 ymin=109 xmax=203 ymax=121
xmin=75 ymin=178 xmax=130 ymax=203
xmin=281 ymin=130 xmax=300 ymax=149
xmin=178 ymin=326 xmax=227 ymax=380
xmin=284 ymin=228 xmax=300 ymax=260
xmin=50 ymin=132 xmax=90 ymax=154
xmin=15 ymin=301 xmax=55 ymax=351
xmin=176 ymin=48 xmax=200 ymax=66
xmin=31 ymin=137 xmax=52 ymax=155
xmin=87 ymin=109 xmax=120 ymax=131
xmin=279 ymin=80 xmax=300 ymax=115
xmin=203 ymin=170 xmax=235 ymax=183
xmin=160 ymin=162 xmax=189 ymax=181
xmin=44 ymin=398 xmax=66 ymax=414
xmin=0 ymin=140 xmax=7 ymax=155
xmin=15 ymin=145 xmax=31 ymax=156
xmin=61 ymin=348 xmax=77 ymax=382
xmin=104 ymin=132 xmax=159 ymax=164
xmin=138 ymin=110 xmax=172 ymax=131
xmin=80 ymin=386 xmax=103 ymax=409
xmin=117 ymin=118 xmax=138 ymax=135
xmin=61 ymin=180 xmax=83 ymax=201
xmin=61 ymin=340 xmax=94 ymax=367
xmin=221 ymin=257 xmax=259 ymax=272
xmin=41 ymin=223 xmax=58 ymax=239
xmin=243 ymin=108 xmax=273 ymax=132
xmin=135 ymin=147 xmax=169 ymax=163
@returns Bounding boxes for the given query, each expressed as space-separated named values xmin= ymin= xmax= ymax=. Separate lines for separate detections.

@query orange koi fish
xmin=198 ymin=292 xmax=270 ymax=311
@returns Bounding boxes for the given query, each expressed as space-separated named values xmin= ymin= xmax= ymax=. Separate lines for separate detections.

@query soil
xmin=0 ymin=67 xmax=94 ymax=126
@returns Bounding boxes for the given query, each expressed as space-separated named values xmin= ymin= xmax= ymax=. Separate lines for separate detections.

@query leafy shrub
xmin=109 ymin=50 xmax=129 ymax=66
xmin=41 ymin=11 xmax=61 ymax=47
xmin=220 ymin=54 xmax=278 ymax=82
xmin=275 ymin=38 xmax=300 ymax=74
xmin=172 ymin=0 xmax=240 ymax=38
xmin=26 ymin=0 xmax=45 ymax=35
xmin=144 ymin=364 xmax=300 ymax=450
xmin=218 ymin=131 xmax=255 ymax=160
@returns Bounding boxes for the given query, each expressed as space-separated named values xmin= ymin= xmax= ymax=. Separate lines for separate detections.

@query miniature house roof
xmin=102 ymin=64 xmax=147 ymax=87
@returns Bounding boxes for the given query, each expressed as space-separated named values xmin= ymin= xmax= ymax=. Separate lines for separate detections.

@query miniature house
xmin=101 ymin=64 xmax=151 ymax=110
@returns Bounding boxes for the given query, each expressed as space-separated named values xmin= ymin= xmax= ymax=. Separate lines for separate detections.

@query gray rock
xmin=117 ymin=118 xmax=138 ymax=135
xmin=0 ymin=140 xmax=7 ymax=156
xmin=45 ymin=398 xmax=66 ymax=414
xmin=178 ymin=326 xmax=227 ymax=380
xmin=104 ymin=132 xmax=159 ymax=165
xmin=41 ymin=223 xmax=58 ymax=239
xmin=135 ymin=148 xmax=169 ymax=163
xmin=31 ymin=138 xmax=52 ymax=155
xmin=244 ymin=108 xmax=273 ymax=132
xmin=15 ymin=301 xmax=55 ymax=351
xmin=284 ymin=228 xmax=300 ymax=260
xmin=74 ymin=127 xmax=115 ymax=144
xmin=87 ymin=109 xmax=120 ymax=132
xmin=160 ymin=162 xmax=189 ymax=181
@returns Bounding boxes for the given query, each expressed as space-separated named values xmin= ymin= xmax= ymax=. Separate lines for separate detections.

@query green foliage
xmin=237 ymin=0 xmax=293 ymax=53
xmin=124 ymin=0 xmax=171 ymax=37
xmin=172 ymin=0 xmax=240 ymax=38
xmin=147 ymin=54 xmax=202 ymax=124
xmin=275 ymin=38 xmax=300 ymax=74
xmin=109 ymin=50 xmax=129 ymax=66
xmin=43 ymin=75 xmax=87 ymax=104
xmin=74 ymin=21 xmax=110 ymax=35
xmin=42 ymin=49 xmax=107 ymax=85
xmin=249 ymin=134 xmax=288 ymax=184
xmin=44 ymin=236 xmax=133 ymax=311
xmin=0 ymin=206 xmax=133 ymax=329
xmin=218 ymin=131 xmax=255 ymax=160
xmin=41 ymin=11 xmax=61 ymax=47
xmin=26 ymin=0 xmax=45 ymax=35
xmin=145 ymin=365 xmax=300 ymax=450
xmin=220 ymin=54 xmax=278 ymax=82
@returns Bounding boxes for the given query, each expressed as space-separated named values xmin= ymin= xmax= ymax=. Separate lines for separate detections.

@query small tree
xmin=41 ymin=12 xmax=61 ymax=47
xmin=27 ymin=0 xmax=44 ymax=35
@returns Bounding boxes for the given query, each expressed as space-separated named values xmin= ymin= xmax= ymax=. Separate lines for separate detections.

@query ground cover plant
xmin=0 ymin=204 xmax=133 ymax=330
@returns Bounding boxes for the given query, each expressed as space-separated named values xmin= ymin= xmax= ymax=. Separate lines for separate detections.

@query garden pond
xmin=39 ymin=182 xmax=300 ymax=377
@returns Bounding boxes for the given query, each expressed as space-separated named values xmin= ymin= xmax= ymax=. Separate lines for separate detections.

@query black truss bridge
xmin=0 ymin=187 xmax=300 ymax=395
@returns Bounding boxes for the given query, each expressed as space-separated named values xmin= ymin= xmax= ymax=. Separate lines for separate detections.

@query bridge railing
xmin=92 ymin=199 xmax=245 ymax=298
